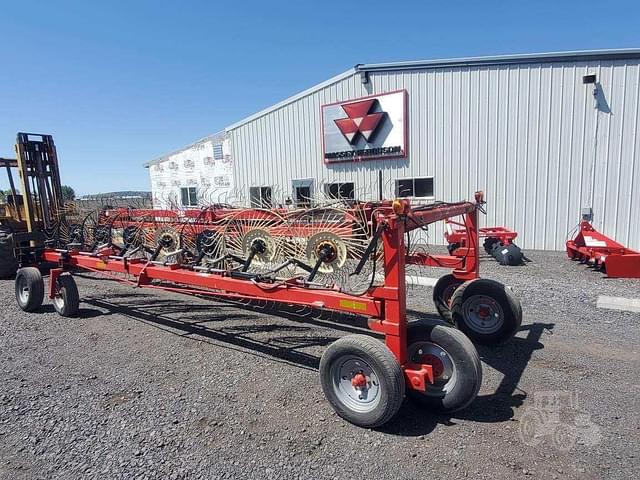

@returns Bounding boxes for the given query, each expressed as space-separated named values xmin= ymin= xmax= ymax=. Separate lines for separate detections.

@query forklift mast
xmin=13 ymin=132 xmax=65 ymax=232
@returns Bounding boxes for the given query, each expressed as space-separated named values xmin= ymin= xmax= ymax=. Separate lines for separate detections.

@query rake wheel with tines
xmin=283 ymin=206 xmax=377 ymax=292
xmin=223 ymin=208 xmax=287 ymax=275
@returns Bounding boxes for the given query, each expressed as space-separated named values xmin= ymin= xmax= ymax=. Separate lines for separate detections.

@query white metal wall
xmin=228 ymin=59 xmax=640 ymax=251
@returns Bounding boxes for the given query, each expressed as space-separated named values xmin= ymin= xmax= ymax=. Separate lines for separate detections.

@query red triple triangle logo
xmin=334 ymin=99 xmax=386 ymax=145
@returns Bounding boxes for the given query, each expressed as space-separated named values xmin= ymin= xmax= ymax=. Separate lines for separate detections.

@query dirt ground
xmin=0 ymin=250 xmax=639 ymax=479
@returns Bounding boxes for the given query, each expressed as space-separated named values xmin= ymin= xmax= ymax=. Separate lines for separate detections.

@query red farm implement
xmin=566 ymin=221 xmax=640 ymax=278
xmin=13 ymin=192 xmax=523 ymax=428
xmin=444 ymin=219 xmax=523 ymax=266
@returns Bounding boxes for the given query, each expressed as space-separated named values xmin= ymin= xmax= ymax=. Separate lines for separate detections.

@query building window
xmin=180 ymin=187 xmax=198 ymax=207
xmin=325 ymin=182 xmax=355 ymax=200
xmin=292 ymin=179 xmax=314 ymax=207
xmin=249 ymin=186 xmax=272 ymax=208
xmin=396 ymin=177 xmax=434 ymax=198
xmin=213 ymin=143 xmax=224 ymax=160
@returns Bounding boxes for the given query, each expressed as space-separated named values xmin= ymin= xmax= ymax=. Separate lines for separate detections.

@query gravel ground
xmin=0 ymin=250 xmax=639 ymax=479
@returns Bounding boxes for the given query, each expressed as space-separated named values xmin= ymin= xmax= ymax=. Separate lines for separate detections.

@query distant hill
xmin=79 ymin=191 xmax=151 ymax=200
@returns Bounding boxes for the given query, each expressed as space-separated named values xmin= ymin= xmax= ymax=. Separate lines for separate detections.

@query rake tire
xmin=432 ymin=274 xmax=464 ymax=323
xmin=15 ymin=267 xmax=44 ymax=312
xmin=450 ymin=279 xmax=522 ymax=345
xmin=53 ymin=274 xmax=80 ymax=317
xmin=406 ymin=320 xmax=482 ymax=413
xmin=320 ymin=335 xmax=405 ymax=428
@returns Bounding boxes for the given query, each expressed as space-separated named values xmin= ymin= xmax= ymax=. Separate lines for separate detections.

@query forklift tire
xmin=15 ymin=267 xmax=45 ymax=312
xmin=450 ymin=279 xmax=522 ymax=345
xmin=320 ymin=334 xmax=405 ymax=428
xmin=52 ymin=274 xmax=80 ymax=317
xmin=432 ymin=274 xmax=464 ymax=323
xmin=406 ymin=320 xmax=482 ymax=412
xmin=0 ymin=226 xmax=19 ymax=278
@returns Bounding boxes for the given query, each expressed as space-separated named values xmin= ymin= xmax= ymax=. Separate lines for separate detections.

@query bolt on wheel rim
xmin=462 ymin=294 xmax=504 ymax=334
xmin=407 ymin=341 xmax=457 ymax=397
xmin=17 ymin=276 xmax=30 ymax=304
xmin=53 ymin=293 xmax=65 ymax=309
xmin=330 ymin=356 xmax=381 ymax=413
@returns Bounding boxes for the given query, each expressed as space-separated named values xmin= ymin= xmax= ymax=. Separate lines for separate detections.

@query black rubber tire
xmin=0 ymin=226 xmax=18 ymax=278
xmin=406 ymin=320 xmax=482 ymax=412
xmin=320 ymin=334 xmax=405 ymax=428
xmin=483 ymin=237 xmax=499 ymax=255
xmin=15 ymin=267 xmax=45 ymax=312
xmin=432 ymin=274 xmax=464 ymax=323
xmin=447 ymin=242 xmax=461 ymax=255
xmin=450 ymin=279 xmax=522 ymax=345
xmin=52 ymin=274 xmax=80 ymax=317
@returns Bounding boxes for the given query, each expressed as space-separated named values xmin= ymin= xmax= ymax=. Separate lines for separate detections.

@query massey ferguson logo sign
xmin=322 ymin=90 xmax=407 ymax=163
xmin=334 ymin=99 xmax=385 ymax=144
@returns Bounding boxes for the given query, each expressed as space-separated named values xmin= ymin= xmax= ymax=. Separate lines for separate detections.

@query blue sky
xmin=1 ymin=0 xmax=638 ymax=195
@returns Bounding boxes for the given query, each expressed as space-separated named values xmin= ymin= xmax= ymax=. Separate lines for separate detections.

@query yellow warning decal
xmin=95 ymin=261 xmax=108 ymax=270
xmin=339 ymin=299 xmax=367 ymax=312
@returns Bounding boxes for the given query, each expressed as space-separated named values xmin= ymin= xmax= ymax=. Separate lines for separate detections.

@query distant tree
xmin=61 ymin=185 xmax=75 ymax=201
xmin=0 ymin=189 xmax=17 ymax=201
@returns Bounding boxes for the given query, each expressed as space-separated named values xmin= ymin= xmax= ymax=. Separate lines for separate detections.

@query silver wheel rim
xmin=17 ymin=275 xmax=30 ymax=304
xmin=407 ymin=341 xmax=457 ymax=397
xmin=53 ymin=293 xmax=65 ymax=310
xmin=330 ymin=355 xmax=381 ymax=413
xmin=462 ymin=294 xmax=504 ymax=334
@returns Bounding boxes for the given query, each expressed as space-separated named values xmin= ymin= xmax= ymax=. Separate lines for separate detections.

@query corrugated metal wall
xmin=228 ymin=59 xmax=640 ymax=251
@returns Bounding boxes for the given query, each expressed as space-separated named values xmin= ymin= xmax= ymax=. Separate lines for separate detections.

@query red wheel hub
xmin=421 ymin=354 xmax=445 ymax=378
xmin=351 ymin=372 xmax=367 ymax=389
xmin=478 ymin=306 xmax=491 ymax=318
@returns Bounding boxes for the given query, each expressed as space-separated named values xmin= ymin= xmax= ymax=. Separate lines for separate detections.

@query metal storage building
xmin=149 ymin=49 xmax=640 ymax=251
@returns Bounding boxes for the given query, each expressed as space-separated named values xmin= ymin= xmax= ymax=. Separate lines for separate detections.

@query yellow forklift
xmin=0 ymin=133 xmax=65 ymax=277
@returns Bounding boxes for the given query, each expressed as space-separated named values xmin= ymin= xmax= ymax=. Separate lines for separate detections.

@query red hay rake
xmin=566 ymin=221 xmax=640 ymax=278
xmin=13 ymin=192 xmax=523 ymax=427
